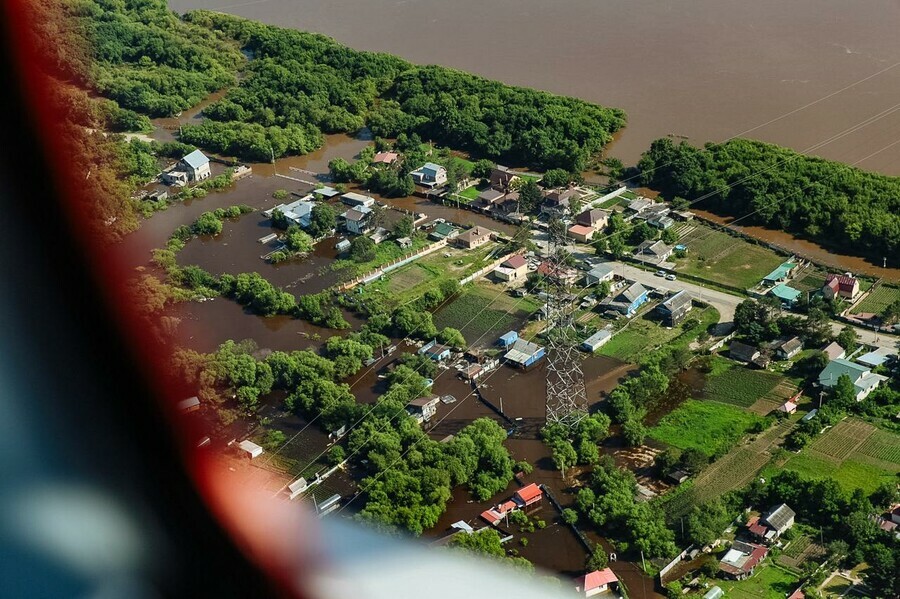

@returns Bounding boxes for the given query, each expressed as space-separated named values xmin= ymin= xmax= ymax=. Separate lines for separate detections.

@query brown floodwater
xmin=692 ymin=209 xmax=900 ymax=281
xmin=170 ymin=0 xmax=900 ymax=176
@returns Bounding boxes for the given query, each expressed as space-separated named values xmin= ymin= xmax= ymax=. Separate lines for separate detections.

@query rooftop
xmin=502 ymin=254 xmax=527 ymax=269
xmin=181 ymin=149 xmax=209 ymax=169
xmin=763 ymin=261 xmax=797 ymax=282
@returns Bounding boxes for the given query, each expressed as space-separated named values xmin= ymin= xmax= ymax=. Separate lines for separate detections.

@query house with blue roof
xmin=818 ymin=359 xmax=887 ymax=401
xmin=411 ymin=162 xmax=448 ymax=187
xmin=179 ymin=149 xmax=211 ymax=182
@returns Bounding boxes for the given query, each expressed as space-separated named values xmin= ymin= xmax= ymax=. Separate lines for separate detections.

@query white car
xmin=655 ymin=270 xmax=666 ymax=277
xmin=666 ymin=274 xmax=677 ymax=281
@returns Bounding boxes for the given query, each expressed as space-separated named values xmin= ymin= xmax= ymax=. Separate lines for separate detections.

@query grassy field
xmin=660 ymin=417 xmax=796 ymax=518
xmin=718 ymin=563 xmax=800 ymax=599
xmin=854 ymin=283 xmax=900 ymax=314
xmin=434 ymin=283 xmax=542 ymax=347
xmin=703 ymin=363 xmax=784 ymax=407
xmin=649 ymin=400 xmax=764 ymax=457
xmin=672 ymin=223 xmax=785 ymax=289
xmin=331 ymin=235 xmax=431 ymax=277
xmin=597 ymin=306 xmax=718 ymax=362
xmin=782 ymin=418 xmax=900 ymax=494
xmin=458 ymin=185 xmax=482 ymax=200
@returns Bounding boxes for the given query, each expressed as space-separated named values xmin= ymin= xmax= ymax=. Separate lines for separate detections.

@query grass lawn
xmin=855 ymin=284 xmax=900 ymax=314
xmin=459 ymin=185 xmax=482 ymax=200
xmin=672 ymin=224 xmax=785 ymax=289
xmin=598 ymin=306 xmax=718 ymax=362
xmin=718 ymin=563 xmax=800 ymax=599
xmin=703 ymin=363 xmax=784 ymax=407
xmin=649 ymin=400 xmax=764 ymax=457
xmin=331 ymin=235 xmax=431 ymax=277
xmin=434 ymin=283 xmax=542 ymax=347
xmin=783 ymin=419 xmax=900 ymax=494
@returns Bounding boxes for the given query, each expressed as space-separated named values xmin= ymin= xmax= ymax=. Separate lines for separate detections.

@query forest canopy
xmin=637 ymin=138 xmax=900 ymax=260
xmin=77 ymin=0 xmax=625 ymax=170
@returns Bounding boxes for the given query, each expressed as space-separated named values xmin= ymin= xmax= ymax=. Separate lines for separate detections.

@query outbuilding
xmin=581 ymin=328 xmax=613 ymax=352
xmin=177 ymin=396 xmax=200 ymax=414
xmin=238 ymin=440 xmax=264 ymax=459
xmin=498 ymin=331 xmax=519 ymax=347
xmin=503 ymin=338 xmax=545 ymax=369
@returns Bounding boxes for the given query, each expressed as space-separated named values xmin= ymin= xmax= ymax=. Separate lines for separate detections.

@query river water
xmin=169 ymin=0 xmax=900 ymax=175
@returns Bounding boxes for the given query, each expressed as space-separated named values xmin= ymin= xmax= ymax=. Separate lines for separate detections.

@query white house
xmin=180 ymin=149 xmax=211 ymax=182
xmin=411 ymin=162 xmax=448 ymax=187
xmin=575 ymin=568 xmax=618 ymax=597
xmin=343 ymin=205 xmax=373 ymax=235
xmin=818 ymin=359 xmax=887 ymax=401
xmin=238 ymin=440 xmax=264 ymax=459
xmin=494 ymin=254 xmax=528 ymax=282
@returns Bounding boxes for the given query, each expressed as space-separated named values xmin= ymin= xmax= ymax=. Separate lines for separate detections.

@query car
xmin=654 ymin=270 xmax=666 ymax=277
xmin=665 ymin=274 xmax=677 ymax=281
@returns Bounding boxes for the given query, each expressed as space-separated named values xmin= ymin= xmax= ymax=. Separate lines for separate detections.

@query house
xmin=568 ymin=224 xmax=595 ymax=243
xmin=536 ymin=260 xmax=580 ymax=285
xmin=602 ymin=282 xmax=650 ymax=317
xmin=626 ymin=197 xmax=653 ymax=214
xmin=369 ymin=227 xmax=390 ymax=244
xmin=891 ymin=505 xmax=900 ymax=525
xmin=455 ymin=226 xmax=493 ymax=249
xmin=823 ymin=274 xmax=860 ymax=300
xmin=473 ymin=187 xmax=506 ymax=212
xmin=648 ymin=215 xmax=675 ymax=230
xmin=818 ymin=359 xmax=888 ymax=401
xmin=719 ymin=540 xmax=768 ymax=580
xmin=668 ymin=470 xmax=690 ymax=484
xmin=822 ymin=341 xmax=846 ymax=361
xmin=778 ymin=400 xmax=798 ymax=415
xmin=787 ymin=589 xmax=805 ymax=599
xmin=747 ymin=504 xmax=795 ymax=544
xmin=270 ymin=198 xmax=315 ymax=228
xmin=856 ymin=347 xmax=895 ymax=368
xmin=489 ymin=165 xmax=520 ymax=191
xmin=341 ymin=192 xmax=375 ymax=208
xmin=411 ymin=162 xmax=447 ymax=187
xmin=762 ymin=261 xmax=798 ymax=286
xmin=429 ymin=222 xmax=458 ymax=241
xmin=461 ymin=363 xmax=483 ymax=382
xmin=575 ymin=568 xmax=619 ymax=597
xmin=372 ymin=151 xmax=399 ymax=165
xmin=633 ymin=239 xmax=673 ymax=264
xmin=407 ymin=396 xmax=440 ymax=424
xmin=237 ymin=440 xmax=264 ymax=459
xmin=179 ymin=149 xmax=211 ymax=182
xmin=514 ymin=483 xmax=543 ymax=507
xmin=396 ymin=236 xmax=413 ymax=249
xmin=582 ymin=328 xmax=613 ymax=352
xmin=503 ymin=338 xmax=545 ymax=369
xmin=575 ymin=208 xmax=610 ymax=231
xmin=177 ymin=396 xmax=200 ymax=414
xmin=776 ymin=336 xmax=803 ymax=360
xmin=494 ymin=254 xmax=528 ymax=281
xmin=672 ymin=210 xmax=695 ymax=221
xmin=730 ymin=341 xmax=761 ymax=364
xmin=343 ymin=205 xmax=373 ymax=234
xmin=541 ymin=188 xmax=579 ymax=216
xmin=585 ymin=263 xmax=616 ymax=286
xmin=419 ymin=340 xmax=452 ymax=362
xmin=657 ymin=290 xmax=693 ymax=326
xmin=771 ymin=283 xmax=802 ymax=306
xmin=498 ymin=331 xmax=519 ymax=348
xmin=313 ymin=186 xmax=340 ymax=198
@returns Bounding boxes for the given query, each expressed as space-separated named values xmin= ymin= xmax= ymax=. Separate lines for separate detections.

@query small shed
xmin=288 ymin=477 xmax=308 ymax=500
xmin=396 ymin=236 xmax=413 ymax=249
xmin=503 ymin=338 xmax=545 ymax=369
xmin=778 ymin=400 xmax=798 ymax=415
xmin=704 ymin=586 xmax=724 ymax=599
xmin=238 ymin=440 xmax=264 ymax=459
xmin=177 ymin=396 xmax=200 ymax=414
xmin=581 ymin=329 xmax=613 ymax=352
xmin=498 ymin=331 xmax=518 ymax=347
xmin=335 ymin=239 xmax=351 ymax=252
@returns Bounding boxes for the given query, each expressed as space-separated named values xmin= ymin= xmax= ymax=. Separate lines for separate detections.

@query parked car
xmin=655 ymin=270 xmax=666 ymax=277
xmin=666 ymin=274 xmax=677 ymax=281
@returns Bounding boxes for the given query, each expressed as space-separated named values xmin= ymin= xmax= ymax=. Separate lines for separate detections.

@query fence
xmin=657 ymin=544 xmax=695 ymax=583
xmin=334 ymin=239 xmax=448 ymax=291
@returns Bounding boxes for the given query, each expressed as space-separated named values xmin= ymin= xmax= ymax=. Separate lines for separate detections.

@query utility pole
xmin=499 ymin=396 xmax=504 ymax=414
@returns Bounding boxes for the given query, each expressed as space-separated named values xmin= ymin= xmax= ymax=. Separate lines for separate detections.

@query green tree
xmin=350 ymin=236 xmax=376 ymax=262
xmin=393 ymin=215 xmax=414 ymax=238
xmin=308 ymin=204 xmax=336 ymax=238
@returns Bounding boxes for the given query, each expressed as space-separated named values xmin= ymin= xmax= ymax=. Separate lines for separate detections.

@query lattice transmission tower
xmin=544 ymin=222 xmax=588 ymax=428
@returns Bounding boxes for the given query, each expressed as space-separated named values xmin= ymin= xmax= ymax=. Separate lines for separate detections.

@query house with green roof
xmin=762 ymin=261 xmax=797 ymax=286
xmin=818 ymin=358 xmax=888 ymax=401
xmin=771 ymin=283 xmax=802 ymax=305
xmin=429 ymin=222 xmax=459 ymax=240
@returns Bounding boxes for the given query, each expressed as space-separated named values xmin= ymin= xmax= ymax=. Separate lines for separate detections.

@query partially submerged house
xmin=503 ymin=338 xmax=545 ymax=369
xmin=269 ymin=198 xmax=315 ymax=228
xmin=341 ymin=191 xmax=375 ymax=208
xmin=343 ymin=205 xmax=373 ymax=235
xmin=575 ymin=568 xmax=619 ymax=597
xmin=419 ymin=340 xmax=452 ymax=362
xmin=177 ymin=396 xmax=200 ymax=414
xmin=179 ymin=149 xmax=211 ymax=182
xmin=411 ymin=162 xmax=448 ymax=187
xmin=818 ymin=359 xmax=887 ymax=401
xmin=238 ymin=439 xmax=264 ymax=459
xmin=407 ymin=396 xmax=440 ymax=424
xmin=657 ymin=290 xmax=693 ymax=326
xmin=372 ymin=151 xmax=399 ymax=166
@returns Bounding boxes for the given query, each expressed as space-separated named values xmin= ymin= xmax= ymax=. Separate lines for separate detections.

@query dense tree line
xmin=175 ymin=8 xmax=624 ymax=170
xmin=637 ymin=138 xmax=900 ymax=260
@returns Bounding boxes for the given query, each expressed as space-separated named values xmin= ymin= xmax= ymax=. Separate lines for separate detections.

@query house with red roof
xmin=575 ymin=568 xmax=619 ymax=597
xmin=787 ymin=588 xmax=805 ymax=599
xmin=372 ymin=151 xmax=399 ymax=165
xmin=494 ymin=253 xmax=528 ymax=282
xmin=568 ymin=224 xmax=595 ymax=243
xmin=719 ymin=540 xmax=768 ymax=579
xmin=514 ymin=483 xmax=543 ymax=507
xmin=822 ymin=274 xmax=860 ymax=300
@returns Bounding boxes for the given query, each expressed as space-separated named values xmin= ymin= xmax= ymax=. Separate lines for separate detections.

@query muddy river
xmin=170 ymin=0 xmax=900 ymax=176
